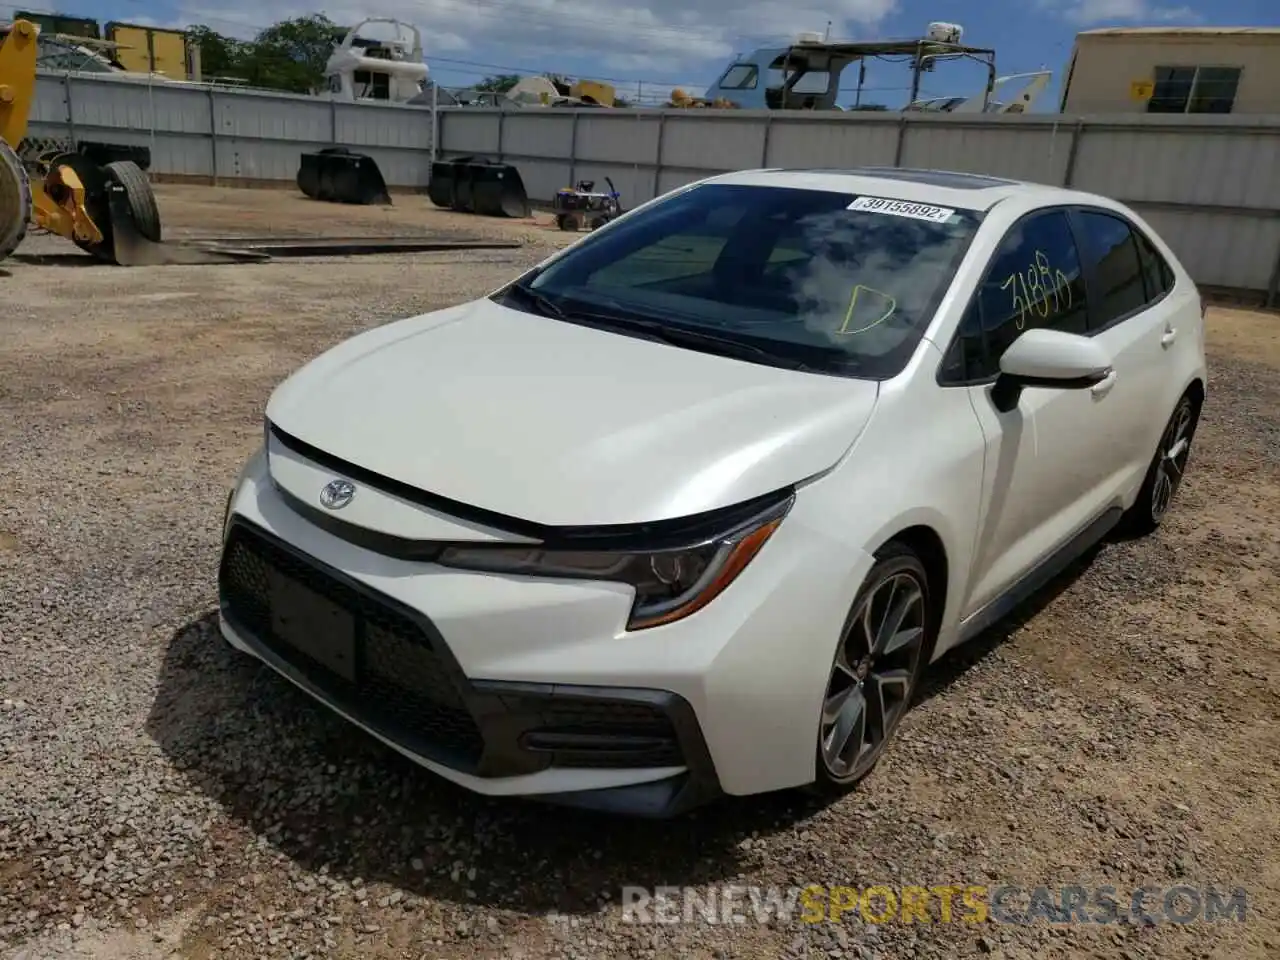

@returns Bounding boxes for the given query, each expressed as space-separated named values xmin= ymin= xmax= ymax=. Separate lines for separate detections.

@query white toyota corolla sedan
xmin=218 ymin=167 xmax=1206 ymax=817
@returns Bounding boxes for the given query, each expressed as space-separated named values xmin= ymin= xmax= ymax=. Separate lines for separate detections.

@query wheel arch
xmin=873 ymin=523 xmax=949 ymax=655
xmin=1185 ymin=376 xmax=1205 ymax=412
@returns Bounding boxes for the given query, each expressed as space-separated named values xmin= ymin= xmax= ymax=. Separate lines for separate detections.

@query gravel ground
xmin=1 ymin=185 xmax=1277 ymax=960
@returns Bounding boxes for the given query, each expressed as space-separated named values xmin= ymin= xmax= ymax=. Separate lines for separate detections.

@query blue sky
xmin=11 ymin=0 xmax=1276 ymax=109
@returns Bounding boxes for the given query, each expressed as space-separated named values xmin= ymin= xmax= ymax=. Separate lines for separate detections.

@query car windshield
xmin=503 ymin=182 xmax=982 ymax=379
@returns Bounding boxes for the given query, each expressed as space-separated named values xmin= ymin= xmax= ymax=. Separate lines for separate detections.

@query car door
xmin=1070 ymin=207 xmax=1187 ymax=493
xmin=938 ymin=207 xmax=1123 ymax=618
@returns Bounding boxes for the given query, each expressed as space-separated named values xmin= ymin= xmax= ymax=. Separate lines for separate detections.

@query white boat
xmin=321 ymin=19 xmax=428 ymax=103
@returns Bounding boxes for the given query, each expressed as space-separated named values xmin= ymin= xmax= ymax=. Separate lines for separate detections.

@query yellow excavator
xmin=0 ymin=18 xmax=164 ymax=265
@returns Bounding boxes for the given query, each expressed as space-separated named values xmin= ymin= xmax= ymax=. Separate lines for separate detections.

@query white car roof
xmin=706 ymin=167 xmax=1093 ymax=214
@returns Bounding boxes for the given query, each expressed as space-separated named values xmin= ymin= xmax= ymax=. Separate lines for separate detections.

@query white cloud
xmin=1036 ymin=0 xmax=1201 ymax=25
xmin=173 ymin=0 xmax=902 ymax=78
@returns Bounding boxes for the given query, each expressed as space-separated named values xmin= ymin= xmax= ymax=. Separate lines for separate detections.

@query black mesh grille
xmin=518 ymin=697 xmax=683 ymax=769
xmin=219 ymin=523 xmax=484 ymax=767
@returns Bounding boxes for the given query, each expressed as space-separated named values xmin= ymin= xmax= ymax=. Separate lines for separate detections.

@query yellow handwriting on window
xmin=837 ymin=285 xmax=897 ymax=335
xmin=999 ymin=250 xmax=1073 ymax=330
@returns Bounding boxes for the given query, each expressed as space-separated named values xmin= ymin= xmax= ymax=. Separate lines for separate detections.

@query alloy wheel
xmin=820 ymin=569 xmax=927 ymax=781
xmin=1151 ymin=399 xmax=1194 ymax=522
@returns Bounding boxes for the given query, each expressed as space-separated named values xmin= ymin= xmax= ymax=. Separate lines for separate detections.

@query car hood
xmin=265 ymin=298 xmax=879 ymax=527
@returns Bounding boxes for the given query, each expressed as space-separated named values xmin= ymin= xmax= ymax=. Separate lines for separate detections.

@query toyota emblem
xmin=319 ymin=479 xmax=356 ymax=510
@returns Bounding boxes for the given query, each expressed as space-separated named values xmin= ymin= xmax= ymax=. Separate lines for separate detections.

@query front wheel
xmin=1117 ymin=392 xmax=1200 ymax=537
xmin=809 ymin=544 xmax=933 ymax=796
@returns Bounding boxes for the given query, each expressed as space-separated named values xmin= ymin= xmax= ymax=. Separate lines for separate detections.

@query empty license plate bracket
xmin=266 ymin=568 xmax=357 ymax=682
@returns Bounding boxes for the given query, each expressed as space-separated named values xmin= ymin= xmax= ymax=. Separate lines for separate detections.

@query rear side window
xmin=950 ymin=209 xmax=1089 ymax=381
xmin=1074 ymin=210 xmax=1148 ymax=328
xmin=1132 ymin=226 xmax=1174 ymax=301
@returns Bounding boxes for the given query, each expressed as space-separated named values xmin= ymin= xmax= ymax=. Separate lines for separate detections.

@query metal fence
xmin=26 ymin=71 xmax=436 ymax=188
xmin=438 ymin=107 xmax=1280 ymax=300
xmin=24 ymin=71 xmax=1280 ymax=300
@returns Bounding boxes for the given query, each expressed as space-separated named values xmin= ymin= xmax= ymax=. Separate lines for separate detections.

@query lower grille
xmin=218 ymin=522 xmax=484 ymax=767
xmin=510 ymin=695 xmax=684 ymax=769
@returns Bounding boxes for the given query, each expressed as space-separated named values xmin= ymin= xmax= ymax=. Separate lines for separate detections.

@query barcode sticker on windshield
xmin=847 ymin=196 xmax=955 ymax=223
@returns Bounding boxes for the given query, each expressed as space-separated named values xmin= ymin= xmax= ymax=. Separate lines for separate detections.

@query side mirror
xmin=992 ymin=328 xmax=1113 ymax=412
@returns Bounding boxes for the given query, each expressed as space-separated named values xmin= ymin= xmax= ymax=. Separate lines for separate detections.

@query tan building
xmin=1058 ymin=26 xmax=1280 ymax=115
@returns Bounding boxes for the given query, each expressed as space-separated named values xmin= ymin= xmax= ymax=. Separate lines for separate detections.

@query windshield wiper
xmin=505 ymin=285 xmax=832 ymax=372
xmin=571 ymin=311 xmax=823 ymax=371
xmin=502 ymin=281 xmax=566 ymax=320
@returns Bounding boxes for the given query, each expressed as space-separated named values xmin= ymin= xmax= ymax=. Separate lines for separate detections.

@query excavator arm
xmin=0 ymin=19 xmax=37 ymax=147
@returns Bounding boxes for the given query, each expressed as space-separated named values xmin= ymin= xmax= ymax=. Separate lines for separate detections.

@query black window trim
xmin=936 ymin=203 xmax=1176 ymax=388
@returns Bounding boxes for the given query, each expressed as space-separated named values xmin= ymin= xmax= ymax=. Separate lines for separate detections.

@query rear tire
xmin=807 ymin=542 xmax=934 ymax=798
xmin=0 ymin=138 xmax=32 ymax=262
xmin=1116 ymin=391 xmax=1200 ymax=538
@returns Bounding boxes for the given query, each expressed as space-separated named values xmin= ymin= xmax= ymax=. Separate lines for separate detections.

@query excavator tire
xmin=105 ymin=160 xmax=161 ymax=242
xmin=0 ymin=137 xmax=31 ymax=262
xmin=73 ymin=159 xmax=160 ymax=263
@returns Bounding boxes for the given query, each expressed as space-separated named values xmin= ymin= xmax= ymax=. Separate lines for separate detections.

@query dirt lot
xmin=0 ymin=185 xmax=1277 ymax=960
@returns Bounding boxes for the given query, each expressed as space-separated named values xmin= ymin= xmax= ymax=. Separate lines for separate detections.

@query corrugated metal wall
xmin=25 ymin=72 xmax=1280 ymax=298
xmin=27 ymin=72 xmax=435 ymax=191
xmin=440 ymin=108 xmax=1280 ymax=299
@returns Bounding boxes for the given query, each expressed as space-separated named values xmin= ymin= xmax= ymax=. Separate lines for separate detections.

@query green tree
xmin=475 ymin=74 xmax=521 ymax=93
xmin=249 ymin=14 xmax=345 ymax=91
xmin=186 ymin=25 xmax=244 ymax=80
xmin=186 ymin=14 xmax=345 ymax=93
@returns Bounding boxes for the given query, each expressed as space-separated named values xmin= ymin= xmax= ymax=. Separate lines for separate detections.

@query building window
xmin=1147 ymin=65 xmax=1241 ymax=114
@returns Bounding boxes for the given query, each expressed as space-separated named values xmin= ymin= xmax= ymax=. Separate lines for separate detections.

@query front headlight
xmin=436 ymin=495 xmax=793 ymax=631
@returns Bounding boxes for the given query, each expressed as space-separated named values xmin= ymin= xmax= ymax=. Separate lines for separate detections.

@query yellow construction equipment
xmin=0 ymin=18 xmax=177 ymax=265
xmin=2 ymin=18 xmax=515 ymax=267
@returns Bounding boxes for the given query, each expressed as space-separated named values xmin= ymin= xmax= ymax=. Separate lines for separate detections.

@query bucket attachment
xmin=427 ymin=156 xmax=530 ymax=218
xmin=297 ymin=147 xmax=392 ymax=206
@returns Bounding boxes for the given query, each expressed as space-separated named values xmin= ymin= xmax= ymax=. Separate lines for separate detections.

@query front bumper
xmin=218 ymin=518 xmax=719 ymax=817
xmin=216 ymin=441 xmax=875 ymax=814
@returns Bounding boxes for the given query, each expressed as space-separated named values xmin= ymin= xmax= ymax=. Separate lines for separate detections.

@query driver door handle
xmin=1161 ymin=326 xmax=1178 ymax=347
xmin=1091 ymin=369 xmax=1118 ymax=399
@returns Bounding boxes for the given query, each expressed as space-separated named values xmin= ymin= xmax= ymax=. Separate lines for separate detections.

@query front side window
xmin=950 ymin=209 xmax=1089 ymax=381
xmin=507 ymin=183 xmax=982 ymax=379
xmin=1074 ymin=210 xmax=1146 ymax=328
xmin=718 ymin=64 xmax=758 ymax=90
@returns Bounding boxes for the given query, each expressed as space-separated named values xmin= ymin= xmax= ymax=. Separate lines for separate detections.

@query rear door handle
xmin=1091 ymin=369 xmax=1118 ymax=398
xmin=1161 ymin=327 xmax=1178 ymax=347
